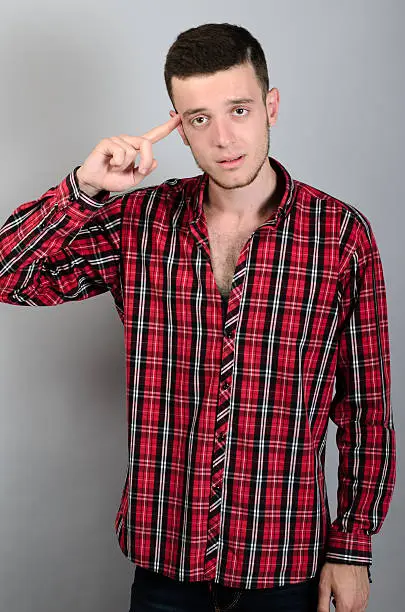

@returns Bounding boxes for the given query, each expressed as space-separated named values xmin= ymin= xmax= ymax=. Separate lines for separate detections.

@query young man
xmin=0 ymin=23 xmax=395 ymax=612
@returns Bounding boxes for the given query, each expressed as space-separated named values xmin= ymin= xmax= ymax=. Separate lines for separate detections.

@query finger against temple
xmin=142 ymin=114 xmax=181 ymax=143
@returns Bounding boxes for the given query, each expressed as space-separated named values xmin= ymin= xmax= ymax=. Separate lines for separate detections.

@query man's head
xmin=164 ymin=23 xmax=279 ymax=191
xmin=164 ymin=23 xmax=269 ymax=106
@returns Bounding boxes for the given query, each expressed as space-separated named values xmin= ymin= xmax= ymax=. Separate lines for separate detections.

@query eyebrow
xmin=182 ymin=98 xmax=255 ymax=118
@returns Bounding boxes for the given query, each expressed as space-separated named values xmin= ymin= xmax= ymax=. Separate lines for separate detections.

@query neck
xmin=204 ymin=158 xmax=279 ymax=224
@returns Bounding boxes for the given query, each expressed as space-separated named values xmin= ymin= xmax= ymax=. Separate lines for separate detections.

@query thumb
xmin=142 ymin=158 xmax=158 ymax=176
xmin=131 ymin=158 xmax=158 ymax=187
xmin=134 ymin=158 xmax=157 ymax=178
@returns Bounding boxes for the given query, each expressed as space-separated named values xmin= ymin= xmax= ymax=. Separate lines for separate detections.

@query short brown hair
xmin=164 ymin=23 xmax=269 ymax=105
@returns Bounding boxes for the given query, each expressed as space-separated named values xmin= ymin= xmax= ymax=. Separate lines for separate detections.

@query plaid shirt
xmin=0 ymin=157 xmax=395 ymax=588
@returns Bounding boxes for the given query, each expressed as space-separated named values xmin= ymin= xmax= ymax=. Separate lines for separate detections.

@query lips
xmin=218 ymin=155 xmax=243 ymax=163
xmin=217 ymin=155 xmax=245 ymax=169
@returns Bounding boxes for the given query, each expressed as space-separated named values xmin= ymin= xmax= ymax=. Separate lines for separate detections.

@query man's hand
xmin=76 ymin=113 xmax=181 ymax=197
xmin=317 ymin=562 xmax=370 ymax=611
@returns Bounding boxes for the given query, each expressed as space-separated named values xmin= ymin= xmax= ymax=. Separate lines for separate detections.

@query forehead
xmin=171 ymin=63 xmax=262 ymax=112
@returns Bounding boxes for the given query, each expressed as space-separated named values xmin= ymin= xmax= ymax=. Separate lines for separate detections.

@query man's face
xmin=171 ymin=62 xmax=278 ymax=190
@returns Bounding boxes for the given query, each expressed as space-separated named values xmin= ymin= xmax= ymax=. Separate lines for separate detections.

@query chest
xmin=205 ymin=221 xmax=256 ymax=298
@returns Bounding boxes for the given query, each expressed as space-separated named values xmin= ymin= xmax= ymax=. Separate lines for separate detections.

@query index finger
xmin=142 ymin=114 xmax=182 ymax=144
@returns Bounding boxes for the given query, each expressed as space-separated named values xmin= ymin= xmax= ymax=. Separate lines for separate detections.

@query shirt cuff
xmin=326 ymin=525 xmax=372 ymax=563
xmin=325 ymin=527 xmax=373 ymax=583
xmin=57 ymin=166 xmax=112 ymax=217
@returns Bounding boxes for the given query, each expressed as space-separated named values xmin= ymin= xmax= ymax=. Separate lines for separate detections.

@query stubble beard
xmin=190 ymin=125 xmax=271 ymax=191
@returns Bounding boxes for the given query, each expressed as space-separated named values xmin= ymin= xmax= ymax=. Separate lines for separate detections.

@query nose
xmin=210 ymin=117 xmax=235 ymax=148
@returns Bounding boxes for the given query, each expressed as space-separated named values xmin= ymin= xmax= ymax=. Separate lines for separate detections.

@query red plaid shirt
xmin=0 ymin=157 xmax=395 ymax=588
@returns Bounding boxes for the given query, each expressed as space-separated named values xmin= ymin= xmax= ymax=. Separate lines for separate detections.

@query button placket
xmin=205 ymin=268 xmax=247 ymax=574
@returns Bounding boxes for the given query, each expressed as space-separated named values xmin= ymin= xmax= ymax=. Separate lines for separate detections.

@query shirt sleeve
xmin=326 ymin=217 xmax=396 ymax=571
xmin=0 ymin=166 xmax=124 ymax=318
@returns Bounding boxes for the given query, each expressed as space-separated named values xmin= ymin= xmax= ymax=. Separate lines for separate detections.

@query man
xmin=0 ymin=23 xmax=395 ymax=612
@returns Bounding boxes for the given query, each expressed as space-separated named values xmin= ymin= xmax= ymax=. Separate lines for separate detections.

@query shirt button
xmin=222 ymin=382 xmax=230 ymax=391
xmin=68 ymin=194 xmax=75 ymax=202
xmin=224 ymin=329 xmax=233 ymax=338
xmin=213 ymin=485 xmax=221 ymax=494
xmin=217 ymin=432 xmax=226 ymax=442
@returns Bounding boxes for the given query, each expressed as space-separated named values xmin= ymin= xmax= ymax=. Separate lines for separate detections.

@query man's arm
xmin=0 ymin=114 xmax=181 ymax=309
xmin=318 ymin=218 xmax=395 ymax=612
xmin=326 ymin=217 xmax=396 ymax=566
xmin=317 ymin=216 xmax=396 ymax=611
xmin=0 ymin=167 xmax=122 ymax=308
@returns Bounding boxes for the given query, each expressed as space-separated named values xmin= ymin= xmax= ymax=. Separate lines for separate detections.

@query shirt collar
xmin=186 ymin=156 xmax=295 ymax=229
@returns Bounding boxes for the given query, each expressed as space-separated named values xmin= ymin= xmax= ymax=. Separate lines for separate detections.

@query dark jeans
xmin=129 ymin=565 xmax=320 ymax=612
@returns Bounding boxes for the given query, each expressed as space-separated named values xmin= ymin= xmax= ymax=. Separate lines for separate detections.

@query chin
xmin=210 ymin=175 xmax=253 ymax=190
xmin=209 ymin=166 xmax=261 ymax=190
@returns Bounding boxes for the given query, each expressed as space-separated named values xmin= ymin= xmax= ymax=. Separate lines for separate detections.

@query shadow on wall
xmin=0 ymin=15 xmax=128 ymax=414
xmin=0 ymin=14 xmax=135 ymax=612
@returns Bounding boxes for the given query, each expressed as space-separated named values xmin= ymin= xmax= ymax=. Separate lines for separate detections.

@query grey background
xmin=0 ymin=1 xmax=403 ymax=610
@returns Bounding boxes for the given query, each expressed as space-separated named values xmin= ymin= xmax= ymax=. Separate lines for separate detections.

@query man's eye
xmin=233 ymin=108 xmax=248 ymax=116
xmin=191 ymin=116 xmax=208 ymax=126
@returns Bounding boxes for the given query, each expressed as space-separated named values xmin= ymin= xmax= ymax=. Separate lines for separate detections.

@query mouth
xmin=217 ymin=155 xmax=245 ymax=168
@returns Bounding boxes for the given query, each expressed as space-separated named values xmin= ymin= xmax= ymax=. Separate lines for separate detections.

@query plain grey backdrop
xmin=0 ymin=1 xmax=403 ymax=610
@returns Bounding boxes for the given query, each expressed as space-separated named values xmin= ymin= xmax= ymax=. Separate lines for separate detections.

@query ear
xmin=265 ymin=88 xmax=280 ymax=128
xmin=169 ymin=109 xmax=190 ymax=146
